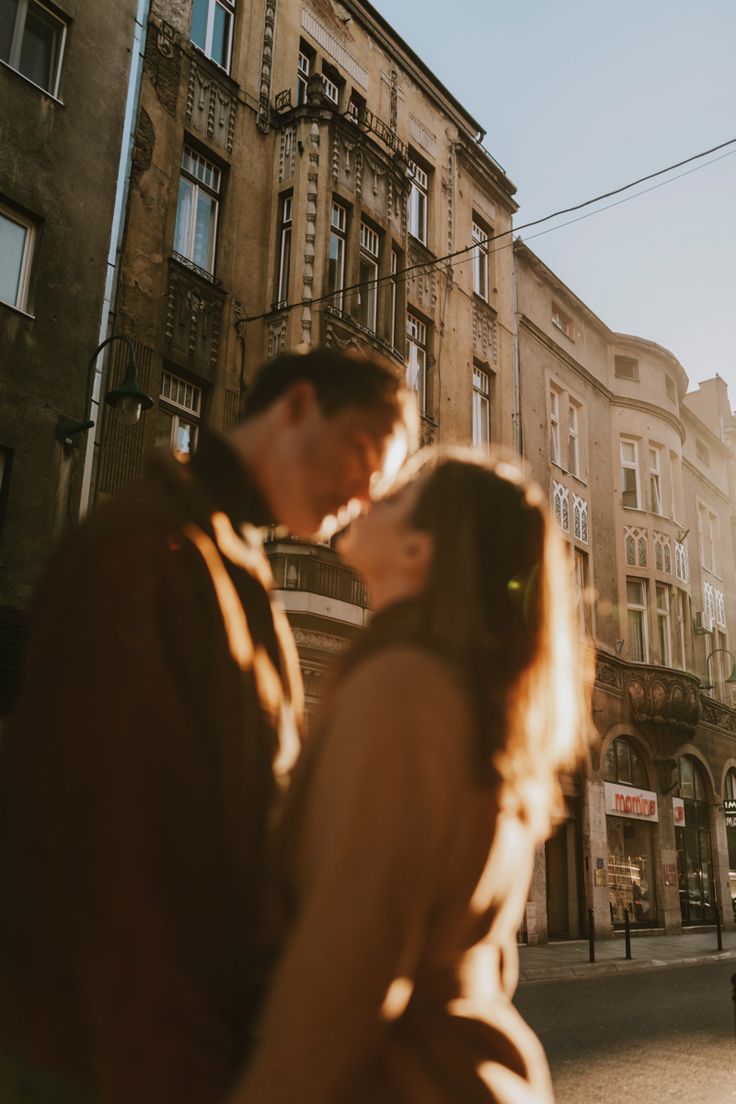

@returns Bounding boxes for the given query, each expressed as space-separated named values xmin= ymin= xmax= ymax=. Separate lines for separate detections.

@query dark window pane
xmin=212 ymin=3 xmax=230 ymax=67
xmin=0 ymin=0 xmax=19 ymax=63
xmin=616 ymin=739 xmax=631 ymax=785
xmin=19 ymin=2 xmax=60 ymax=92
xmin=603 ymin=742 xmax=618 ymax=782
xmin=630 ymin=745 xmax=648 ymax=789
xmin=191 ymin=0 xmax=208 ymax=50
xmin=693 ymin=759 xmax=706 ymax=802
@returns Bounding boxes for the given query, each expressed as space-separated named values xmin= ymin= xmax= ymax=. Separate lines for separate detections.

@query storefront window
xmin=725 ymin=768 xmax=736 ymax=922
xmin=676 ymin=755 xmax=715 ymax=924
xmin=604 ymin=737 xmax=658 ymax=927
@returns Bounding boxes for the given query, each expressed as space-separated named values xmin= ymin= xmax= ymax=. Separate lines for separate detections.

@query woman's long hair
xmin=405 ymin=449 xmax=591 ymax=842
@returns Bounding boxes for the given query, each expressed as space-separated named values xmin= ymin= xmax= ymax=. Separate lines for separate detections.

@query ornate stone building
xmin=515 ymin=241 xmax=736 ymax=940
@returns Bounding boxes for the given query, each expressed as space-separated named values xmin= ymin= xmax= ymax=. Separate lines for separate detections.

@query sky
xmin=371 ymin=0 xmax=736 ymax=400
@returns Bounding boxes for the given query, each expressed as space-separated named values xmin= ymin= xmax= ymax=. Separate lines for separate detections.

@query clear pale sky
xmin=371 ymin=0 xmax=736 ymax=401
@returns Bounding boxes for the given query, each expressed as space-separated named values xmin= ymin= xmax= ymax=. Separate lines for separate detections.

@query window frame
xmin=568 ymin=400 xmax=581 ymax=478
xmin=389 ymin=246 xmax=400 ymax=349
xmin=649 ymin=446 xmax=663 ymax=514
xmin=1 ymin=0 xmax=67 ymax=98
xmin=551 ymin=302 xmax=573 ymax=340
xmin=296 ymin=45 xmax=312 ymax=104
xmin=327 ymin=199 xmax=347 ymax=310
xmin=275 ymin=191 xmax=293 ymax=308
xmin=357 ymin=219 xmax=379 ymax=333
xmin=549 ymin=388 xmax=561 ymax=465
xmin=158 ymin=370 xmax=203 ymax=456
xmin=408 ymin=157 xmax=429 ymax=246
xmin=0 ymin=202 xmax=35 ymax=313
xmin=406 ymin=312 xmax=428 ymax=415
xmin=471 ymin=217 xmax=489 ymax=301
xmin=173 ymin=146 xmax=222 ymax=277
xmin=472 ymin=363 xmax=491 ymax=450
xmin=620 ymin=438 xmax=641 ymax=510
xmin=656 ymin=583 xmax=671 ymax=666
xmin=190 ymin=0 xmax=236 ymax=73
xmin=626 ymin=576 xmax=649 ymax=662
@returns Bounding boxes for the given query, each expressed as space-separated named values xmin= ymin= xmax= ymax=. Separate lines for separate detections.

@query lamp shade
xmin=105 ymin=360 xmax=153 ymax=425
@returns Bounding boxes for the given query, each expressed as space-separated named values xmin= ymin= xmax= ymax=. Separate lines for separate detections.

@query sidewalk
xmin=518 ymin=928 xmax=736 ymax=982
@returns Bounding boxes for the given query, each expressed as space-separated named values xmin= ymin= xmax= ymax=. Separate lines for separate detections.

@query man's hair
xmin=242 ymin=346 xmax=406 ymax=421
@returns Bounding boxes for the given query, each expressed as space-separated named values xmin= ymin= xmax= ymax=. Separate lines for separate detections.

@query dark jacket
xmin=0 ymin=436 xmax=302 ymax=1103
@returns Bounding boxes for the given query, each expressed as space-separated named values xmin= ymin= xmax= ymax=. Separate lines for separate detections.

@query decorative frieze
xmin=266 ymin=314 xmax=288 ymax=359
xmin=407 ymin=244 xmax=436 ymax=314
xmin=301 ymin=119 xmax=320 ymax=345
xmin=301 ymin=7 xmax=368 ymax=89
xmin=186 ymin=61 xmax=237 ymax=152
xmin=279 ymin=124 xmax=297 ymax=182
xmin=165 ymin=264 xmax=224 ymax=378
xmin=625 ymin=669 xmax=700 ymax=731
xmin=472 ymin=298 xmax=498 ymax=364
xmin=292 ymin=628 xmax=348 ymax=655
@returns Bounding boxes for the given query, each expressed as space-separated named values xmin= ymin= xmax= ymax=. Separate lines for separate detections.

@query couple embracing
xmin=0 ymin=347 xmax=589 ymax=1103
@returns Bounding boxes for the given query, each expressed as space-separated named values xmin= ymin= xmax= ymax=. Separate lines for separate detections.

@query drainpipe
xmin=511 ymin=237 xmax=522 ymax=456
xmin=78 ymin=0 xmax=151 ymax=518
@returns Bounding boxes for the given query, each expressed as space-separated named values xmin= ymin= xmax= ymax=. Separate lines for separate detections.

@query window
xmin=157 ymin=371 xmax=203 ymax=455
xmin=389 ymin=247 xmax=399 ymax=349
xmin=715 ymin=588 xmax=726 ymax=628
xmin=620 ymin=438 xmax=641 ymax=509
xmin=703 ymin=581 xmax=715 ymax=632
xmin=656 ymin=584 xmax=671 ymax=666
xmin=615 ymin=356 xmax=639 ymax=380
xmin=327 ymin=200 xmax=347 ymax=310
xmin=357 ymin=221 xmax=379 ymax=332
xmin=549 ymin=389 xmax=561 ymax=464
xmin=406 ymin=313 xmax=427 ymax=414
xmin=472 ymin=364 xmax=491 ymax=450
xmin=573 ymin=493 xmax=588 ymax=543
xmin=695 ymin=438 xmax=710 ymax=467
xmin=648 ymin=447 xmax=662 ymax=514
xmin=552 ymin=480 xmax=569 ymax=533
xmin=568 ymin=401 xmax=580 ymax=477
xmin=604 ymin=737 xmax=648 ymax=789
xmin=275 ymin=192 xmax=293 ymax=307
xmin=674 ymin=538 xmax=689 ymax=584
xmin=697 ymin=503 xmax=718 ymax=574
xmin=296 ymin=45 xmax=312 ymax=104
xmin=347 ymin=89 xmax=366 ymax=123
xmin=174 ymin=147 xmax=221 ymax=276
xmin=624 ymin=526 xmax=648 ymax=568
xmin=551 ymin=302 xmax=573 ymax=339
xmin=675 ymin=590 xmax=687 ymax=670
xmin=0 ymin=446 xmax=13 ymax=543
xmin=190 ymin=0 xmax=235 ymax=71
xmin=665 ymin=374 xmax=676 ymax=401
xmin=574 ymin=548 xmax=591 ymax=638
xmin=471 ymin=218 xmax=489 ymax=301
xmin=321 ymin=63 xmax=342 ymax=107
xmin=1 ymin=0 xmax=66 ymax=95
xmin=627 ymin=578 xmax=648 ymax=662
xmin=654 ymin=532 xmax=672 ymax=574
xmin=408 ymin=158 xmax=428 ymax=245
xmin=0 ymin=204 xmax=34 ymax=311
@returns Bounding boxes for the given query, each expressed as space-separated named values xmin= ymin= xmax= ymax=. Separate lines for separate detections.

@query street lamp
xmin=56 ymin=335 xmax=153 ymax=444
xmin=700 ymin=647 xmax=736 ymax=692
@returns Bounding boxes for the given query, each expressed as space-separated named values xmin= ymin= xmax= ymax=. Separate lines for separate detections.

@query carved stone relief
xmin=472 ymin=299 xmax=498 ymax=365
xmin=165 ymin=267 xmax=224 ymax=377
xmin=279 ymin=125 xmax=297 ymax=182
xmin=145 ymin=18 xmax=181 ymax=115
xmin=406 ymin=245 xmax=436 ymax=314
xmin=625 ymin=670 xmax=700 ymax=731
xmin=266 ymin=314 xmax=288 ymax=359
xmin=256 ymin=0 xmax=277 ymax=134
xmin=301 ymin=120 xmax=320 ymax=345
xmin=186 ymin=61 xmax=237 ymax=153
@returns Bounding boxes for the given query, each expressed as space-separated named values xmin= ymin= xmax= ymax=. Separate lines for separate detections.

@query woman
xmin=230 ymin=450 xmax=590 ymax=1104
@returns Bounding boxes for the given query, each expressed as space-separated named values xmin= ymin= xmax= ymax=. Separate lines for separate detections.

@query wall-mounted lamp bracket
xmin=55 ymin=415 xmax=95 ymax=446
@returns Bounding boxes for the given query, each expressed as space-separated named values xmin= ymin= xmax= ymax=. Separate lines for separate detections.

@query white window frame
xmin=174 ymin=147 xmax=221 ymax=276
xmin=675 ymin=590 xmax=687 ymax=670
xmin=552 ymin=480 xmax=569 ymax=533
xmin=357 ymin=221 xmax=379 ymax=333
xmin=649 ymin=446 xmax=663 ymax=514
xmin=620 ymin=438 xmax=641 ymax=509
xmin=626 ymin=577 xmax=649 ymax=663
xmin=472 ymin=365 xmax=491 ymax=450
xmin=190 ymin=0 xmax=235 ymax=72
xmin=471 ymin=218 xmax=489 ymax=301
xmin=297 ymin=48 xmax=311 ymax=103
xmin=408 ymin=159 xmax=428 ymax=245
xmin=0 ymin=204 xmax=35 ymax=312
xmin=406 ymin=313 xmax=428 ymax=415
xmin=568 ymin=401 xmax=580 ymax=477
xmin=321 ymin=69 xmax=339 ymax=105
xmin=327 ymin=200 xmax=347 ymax=310
xmin=549 ymin=389 xmax=561 ymax=465
xmin=573 ymin=492 xmax=588 ymax=544
xmin=551 ymin=302 xmax=573 ymax=339
xmin=159 ymin=371 xmax=203 ymax=455
xmin=2 ymin=0 xmax=67 ymax=97
xmin=275 ymin=192 xmax=293 ymax=307
xmin=656 ymin=583 xmax=671 ymax=666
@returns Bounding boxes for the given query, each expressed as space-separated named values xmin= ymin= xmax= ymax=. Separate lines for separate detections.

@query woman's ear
xmin=402 ymin=531 xmax=433 ymax=585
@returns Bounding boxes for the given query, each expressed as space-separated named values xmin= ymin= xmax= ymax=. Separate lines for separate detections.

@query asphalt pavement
xmin=514 ymin=958 xmax=736 ymax=1104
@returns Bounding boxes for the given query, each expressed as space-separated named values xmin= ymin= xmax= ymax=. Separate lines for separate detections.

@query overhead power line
xmin=235 ymin=135 xmax=736 ymax=329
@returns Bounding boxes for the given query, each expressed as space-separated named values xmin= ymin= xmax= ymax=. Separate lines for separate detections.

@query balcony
xmin=268 ymin=545 xmax=369 ymax=625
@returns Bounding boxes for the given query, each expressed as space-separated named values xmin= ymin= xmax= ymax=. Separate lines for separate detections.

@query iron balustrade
xmin=269 ymin=551 xmax=369 ymax=609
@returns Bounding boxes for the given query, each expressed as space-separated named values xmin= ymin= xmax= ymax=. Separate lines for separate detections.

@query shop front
xmin=604 ymin=781 xmax=659 ymax=927
xmin=722 ymin=769 xmax=736 ymax=922
xmin=675 ymin=755 xmax=715 ymax=925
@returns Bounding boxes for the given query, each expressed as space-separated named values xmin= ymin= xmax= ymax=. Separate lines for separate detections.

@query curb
xmin=518 ymin=948 xmax=736 ymax=983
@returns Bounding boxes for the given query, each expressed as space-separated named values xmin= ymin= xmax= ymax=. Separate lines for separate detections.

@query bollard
xmin=624 ymin=907 xmax=632 ymax=960
xmin=715 ymin=906 xmax=723 ymax=952
xmin=588 ymin=908 xmax=595 ymax=964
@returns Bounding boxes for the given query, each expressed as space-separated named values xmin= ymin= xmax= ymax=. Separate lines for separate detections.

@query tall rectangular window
xmin=620 ymin=438 xmax=640 ymax=509
xmin=649 ymin=446 xmax=662 ymax=514
xmin=327 ymin=200 xmax=347 ymax=310
xmin=472 ymin=365 xmax=491 ymax=450
xmin=296 ymin=46 xmax=311 ymax=103
xmin=697 ymin=504 xmax=718 ymax=574
xmin=408 ymin=159 xmax=428 ymax=245
xmin=1 ymin=0 xmax=66 ymax=96
xmin=574 ymin=548 xmax=591 ymax=639
xmin=156 ymin=371 xmax=203 ymax=456
xmin=0 ymin=204 xmax=35 ymax=311
xmin=389 ymin=247 xmax=399 ymax=349
xmin=656 ymin=583 xmax=671 ymax=666
xmin=191 ymin=0 xmax=235 ymax=71
xmin=406 ymin=313 xmax=427 ymax=415
xmin=549 ymin=389 xmax=561 ymax=464
xmin=568 ymin=401 xmax=580 ymax=477
xmin=174 ymin=147 xmax=221 ymax=276
xmin=275 ymin=192 xmax=293 ymax=307
xmin=627 ymin=578 xmax=648 ymax=662
xmin=675 ymin=590 xmax=687 ymax=670
xmin=321 ymin=63 xmax=342 ymax=107
xmin=471 ymin=218 xmax=489 ymax=301
xmin=357 ymin=221 xmax=379 ymax=332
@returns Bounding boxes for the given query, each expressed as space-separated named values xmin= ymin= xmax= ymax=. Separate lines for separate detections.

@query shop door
xmin=676 ymin=824 xmax=715 ymax=924
xmin=546 ymin=827 xmax=570 ymax=939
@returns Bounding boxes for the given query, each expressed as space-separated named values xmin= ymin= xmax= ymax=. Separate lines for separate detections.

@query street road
xmin=514 ymin=960 xmax=736 ymax=1104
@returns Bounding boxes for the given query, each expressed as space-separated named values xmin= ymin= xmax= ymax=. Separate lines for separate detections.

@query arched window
xmin=604 ymin=737 xmax=648 ymax=789
xmin=726 ymin=768 xmax=736 ymax=801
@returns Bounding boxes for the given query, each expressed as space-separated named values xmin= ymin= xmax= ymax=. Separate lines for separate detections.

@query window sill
xmin=551 ymin=320 xmax=574 ymax=342
xmin=189 ymin=43 xmax=234 ymax=82
xmin=0 ymin=299 xmax=35 ymax=320
xmin=0 ymin=60 xmax=63 ymax=104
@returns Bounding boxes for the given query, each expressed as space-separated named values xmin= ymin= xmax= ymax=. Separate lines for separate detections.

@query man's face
xmin=274 ymin=388 xmax=405 ymax=538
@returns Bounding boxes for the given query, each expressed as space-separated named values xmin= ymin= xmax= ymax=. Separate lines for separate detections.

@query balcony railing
xmin=269 ymin=551 xmax=369 ymax=609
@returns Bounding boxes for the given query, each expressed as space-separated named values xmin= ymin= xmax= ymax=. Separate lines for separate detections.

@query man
xmin=0 ymin=347 xmax=413 ymax=1103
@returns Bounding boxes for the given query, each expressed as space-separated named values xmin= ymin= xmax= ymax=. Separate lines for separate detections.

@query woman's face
xmin=337 ymin=474 xmax=432 ymax=604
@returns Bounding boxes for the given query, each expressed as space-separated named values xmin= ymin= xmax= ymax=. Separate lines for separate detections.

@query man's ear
xmin=282 ymin=380 xmax=318 ymax=425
